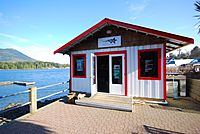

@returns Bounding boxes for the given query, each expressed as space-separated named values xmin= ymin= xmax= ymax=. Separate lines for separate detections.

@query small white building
xmin=54 ymin=18 xmax=194 ymax=100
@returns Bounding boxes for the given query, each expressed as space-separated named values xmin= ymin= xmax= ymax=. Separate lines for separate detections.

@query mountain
xmin=0 ymin=48 xmax=36 ymax=62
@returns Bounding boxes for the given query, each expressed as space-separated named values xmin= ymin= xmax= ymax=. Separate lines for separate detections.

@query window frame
xmin=138 ymin=48 xmax=161 ymax=80
xmin=72 ymin=54 xmax=86 ymax=78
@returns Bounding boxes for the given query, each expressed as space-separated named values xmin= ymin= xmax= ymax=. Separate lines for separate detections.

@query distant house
xmin=54 ymin=18 xmax=194 ymax=100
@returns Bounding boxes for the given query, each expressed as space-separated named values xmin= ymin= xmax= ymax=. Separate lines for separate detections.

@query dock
xmin=0 ymin=82 xmax=13 ymax=86
xmin=13 ymin=81 xmax=35 ymax=86
xmin=0 ymin=81 xmax=35 ymax=86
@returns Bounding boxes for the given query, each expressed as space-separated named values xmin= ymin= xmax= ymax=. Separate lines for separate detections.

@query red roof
xmin=54 ymin=18 xmax=194 ymax=54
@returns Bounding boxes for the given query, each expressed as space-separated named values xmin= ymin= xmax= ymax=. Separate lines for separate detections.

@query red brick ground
xmin=0 ymin=100 xmax=200 ymax=134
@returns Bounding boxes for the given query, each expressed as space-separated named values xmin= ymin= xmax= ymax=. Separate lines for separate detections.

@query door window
xmin=112 ymin=56 xmax=122 ymax=84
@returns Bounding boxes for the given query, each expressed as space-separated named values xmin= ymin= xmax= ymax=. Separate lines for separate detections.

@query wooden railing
xmin=0 ymin=81 xmax=69 ymax=114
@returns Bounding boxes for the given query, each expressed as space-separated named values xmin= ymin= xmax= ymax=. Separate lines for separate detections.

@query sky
xmin=0 ymin=0 xmax=199 ymax=64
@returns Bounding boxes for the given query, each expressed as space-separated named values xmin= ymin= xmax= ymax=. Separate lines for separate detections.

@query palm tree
xmin=195 ymin=1 xmax=200 ymax=32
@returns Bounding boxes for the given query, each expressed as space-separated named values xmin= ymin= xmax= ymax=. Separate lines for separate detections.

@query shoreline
xmin=0 ymin=67 xmax=69 ymax=71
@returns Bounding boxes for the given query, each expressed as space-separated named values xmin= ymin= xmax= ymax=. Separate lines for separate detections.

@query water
xmin=0 ymin=68 xmax=70 ymax=110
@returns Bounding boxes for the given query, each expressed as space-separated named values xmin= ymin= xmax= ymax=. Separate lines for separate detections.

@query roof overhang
xmin=54 ymin=18 xmax=194 ymax=54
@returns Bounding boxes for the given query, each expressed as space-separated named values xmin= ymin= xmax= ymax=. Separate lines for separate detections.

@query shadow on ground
xmin=0 ymin=120 xmax=54 ymax=134
xmin=142 ymin=125 xmax=184 ymax=134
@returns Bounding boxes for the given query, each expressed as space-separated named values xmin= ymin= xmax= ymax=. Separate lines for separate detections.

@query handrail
xmin=37 ymin=82 xmax=67 ymax=90
xmin=0 ymin=81 xmax=69 ymax=113
xmin=37 ymin=88 xmax=68 ymax=101
xmin=0 ymin=81 xmax=68 ymax=100
xmin=0 ymin=90 xmax=30 ymax=99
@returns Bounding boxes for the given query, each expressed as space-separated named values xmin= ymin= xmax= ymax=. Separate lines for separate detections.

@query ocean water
xmin=0 ymin=68 xmax=70 ymax=110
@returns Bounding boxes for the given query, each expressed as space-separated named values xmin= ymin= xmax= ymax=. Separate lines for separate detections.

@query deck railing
xmin=0 ymin=81 xmax=69 ymax=114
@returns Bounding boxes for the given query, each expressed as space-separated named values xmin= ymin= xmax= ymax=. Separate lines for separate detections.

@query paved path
xmin=0 ymin=100 xmax=200 ymax=134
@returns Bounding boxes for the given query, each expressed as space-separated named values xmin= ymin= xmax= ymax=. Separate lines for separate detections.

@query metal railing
xmin=0 ymin=81 xmax=69 ymax=114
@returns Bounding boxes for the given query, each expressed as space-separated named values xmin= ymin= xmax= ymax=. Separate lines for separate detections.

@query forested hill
xmin=0 ymin=48 xmax=69 ymax=69
xmin=0 ymin=61 xmax=69 ymax=69
xmin=0 ymin=48 xmax=36 ymax=62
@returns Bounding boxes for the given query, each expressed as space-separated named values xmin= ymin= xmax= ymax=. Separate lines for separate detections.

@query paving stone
xmin=0 ymin=101 xmax=200 ymax=133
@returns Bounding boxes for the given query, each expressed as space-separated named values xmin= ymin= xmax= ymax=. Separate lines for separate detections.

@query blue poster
xmin=114 ymin=65 xmax=120 ymax=79
xmin=76 ymin=59 xmax=83 ymax=71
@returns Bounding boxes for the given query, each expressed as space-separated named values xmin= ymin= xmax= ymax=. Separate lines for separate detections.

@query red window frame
xmin=72 ymin=54 xmax=86 ymax=78
xmin=138 ymin=48 xmax=161 ymax=80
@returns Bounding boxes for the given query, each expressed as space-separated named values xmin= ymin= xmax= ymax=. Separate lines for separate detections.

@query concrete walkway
xmin=0 ymin=100 xmax=200 ymax=134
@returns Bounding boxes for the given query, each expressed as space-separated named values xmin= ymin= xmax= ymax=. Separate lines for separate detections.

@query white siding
xmin=71 ymin=44 xmax=164 ymax=99
xmin=71 ymin=50 xmax=91 ymax=93
xmin=126 ymin=44 xmax=164 ymax=99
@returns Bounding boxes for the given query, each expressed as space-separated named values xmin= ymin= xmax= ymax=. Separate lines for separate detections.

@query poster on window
xmin=76 ymin=59 xmax=84 ymax=71
xmin=113 ymin=65 xmax=120 ymax=79
xmin=144 ymin=59 xmax=153 ymax=73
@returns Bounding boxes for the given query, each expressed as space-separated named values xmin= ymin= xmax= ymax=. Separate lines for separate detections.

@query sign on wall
xmin=76 ymin=59 xmax=84 ymax=71
xmin=98 ymin=36 xmax=121 ymax=48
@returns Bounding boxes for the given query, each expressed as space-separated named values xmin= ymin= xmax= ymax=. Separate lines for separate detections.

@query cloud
xmin=0 ymin=33 xmax=29 ymax=43
xmin=0 ymin=41 xmax=69 ymax=64
xmin=0 ymin=33 xmax=69 ymax=64
xmin=0 ymin=41 xmax=16 ymax=48
xmin=129 ymin=3 xmax=147 ymax=13
xmin=126 ymin=0 xmax=150 ymax=19
xmin=13 ymin=45 xmax=70 ymax=64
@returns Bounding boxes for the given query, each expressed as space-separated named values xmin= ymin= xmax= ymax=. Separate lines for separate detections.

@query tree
xmin=189 ymin=46 xmax=200 ymax=58
xmin=195 ymin=1 xmax=200 ymax=33
xmin=169 ymin=53 xmax=176 ymax=59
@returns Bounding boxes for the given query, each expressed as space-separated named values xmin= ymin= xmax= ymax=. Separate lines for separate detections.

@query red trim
xmin=72 ymin=54 xmax=87 ymax=78
xmin=163 ymin=44 xmax=167 ymax=100
xmin=54 ymin=18 xmax=194 ymax=54
xmin=124 ymin=51 xmax=128 ymax=96
xmin=54 ymin=19 xmax=108 ymax=54
xmin=106 ymin=19 xmax=194 ymax=44
xmin=138 ymin=48 xmax=161 ymax=80
xmin=70 ymin=54 xmax=72 ymax=92
xmin=94 ymin=50 xmax=128 ymax=96
xmin=94 ymin=50 xmax=126 ymax=55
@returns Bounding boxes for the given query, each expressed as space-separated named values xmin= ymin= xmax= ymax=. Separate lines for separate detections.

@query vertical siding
xmin=71 ymin=44 xmax=164 ymax=99
xmin=71 ymin=50 xmax=91 ymax=93
xmin=127 ymin=44 xmax=164 ymax=99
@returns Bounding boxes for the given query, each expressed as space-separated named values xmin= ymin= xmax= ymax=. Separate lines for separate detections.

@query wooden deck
xmin=75 ymin=92 xmax=133 ymax=112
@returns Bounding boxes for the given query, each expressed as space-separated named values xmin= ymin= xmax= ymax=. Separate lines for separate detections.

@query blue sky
xmin=0 ymin=0 xmax=199 ymax=64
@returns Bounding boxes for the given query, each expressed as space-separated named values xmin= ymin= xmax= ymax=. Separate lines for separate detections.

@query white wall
xmin=71 ymin=50 xmax=92 ymax=93
xmin=71 ymin=44 xmax=164 ymax=99
xmin=126 ymin=44 xmax=164 ymax=99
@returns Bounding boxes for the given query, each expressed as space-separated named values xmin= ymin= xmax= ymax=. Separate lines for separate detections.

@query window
xmin=112 ymin=56 xmax=122 ymax=84
xmin=138 ymin=48 xmax=161 ymax=80
xmin=72 ymin=54 xmax=86 ymax=78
